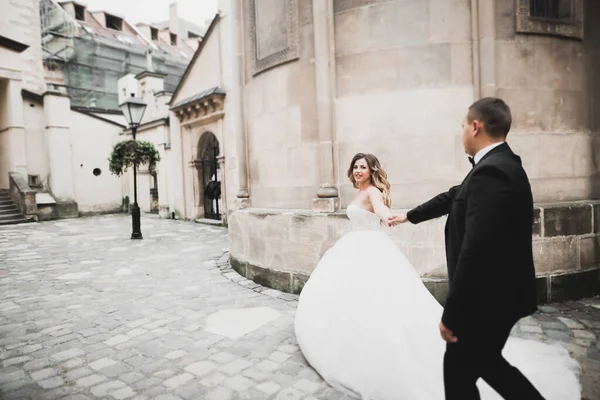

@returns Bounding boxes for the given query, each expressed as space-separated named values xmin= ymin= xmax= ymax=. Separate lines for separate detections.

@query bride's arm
xmin=367 ymin=187 xmax=392 ymax=225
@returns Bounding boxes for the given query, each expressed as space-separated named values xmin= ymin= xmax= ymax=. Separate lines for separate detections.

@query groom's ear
xmin=472 ymin=120 xmax=482 ymax=136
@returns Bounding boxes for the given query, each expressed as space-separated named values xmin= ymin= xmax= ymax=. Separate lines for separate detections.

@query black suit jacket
xmin=407 ymin=143 xmax=537 ymax=333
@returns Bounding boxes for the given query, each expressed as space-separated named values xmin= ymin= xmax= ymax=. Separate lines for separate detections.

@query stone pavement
xmin=0 ymin=214 xmax=598 ymax=400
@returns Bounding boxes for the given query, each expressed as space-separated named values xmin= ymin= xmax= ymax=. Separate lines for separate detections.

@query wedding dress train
xmin=294 ymin=204 xmax=581 ymax=400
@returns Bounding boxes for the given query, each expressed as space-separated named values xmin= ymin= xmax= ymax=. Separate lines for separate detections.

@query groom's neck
xmin=471 ymin=138 xmax=505 ymax=156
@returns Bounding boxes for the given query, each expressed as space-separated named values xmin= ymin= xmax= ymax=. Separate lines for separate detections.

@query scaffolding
xmin=40 ymin=0 xmax=77 ymax=67
xmin=39 ymin=0 xmax=190 ymax=110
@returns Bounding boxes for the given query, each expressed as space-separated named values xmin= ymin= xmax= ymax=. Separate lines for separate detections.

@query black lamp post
xmin=120 ymin=94 xmax=147 ymax=240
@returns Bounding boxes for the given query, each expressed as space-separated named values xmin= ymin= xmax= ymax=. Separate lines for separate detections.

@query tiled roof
xmin=170 ymin=87 xmax=225 ymax=110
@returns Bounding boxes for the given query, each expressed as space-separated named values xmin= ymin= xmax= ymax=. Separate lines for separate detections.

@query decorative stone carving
xmin=189 ymin=159 xmax=203 ymax=170
xmin=172 ymin=92 xmax=226 ymax=123
xmin=245 ymin=0 xmax=300 ymax=76
xmin=515 ymin=0 xmax=584 ymax=40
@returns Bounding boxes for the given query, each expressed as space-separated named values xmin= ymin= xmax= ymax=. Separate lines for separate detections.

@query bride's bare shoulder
xmin=366 ymin=186 xmax=382 ymax=197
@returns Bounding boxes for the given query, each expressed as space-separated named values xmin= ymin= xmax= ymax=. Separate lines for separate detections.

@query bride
xmin=293 ymin=153 xmax=581 ymax=400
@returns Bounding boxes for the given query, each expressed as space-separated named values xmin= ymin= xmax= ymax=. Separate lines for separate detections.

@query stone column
xmin=312 ymin=0 xmax=339 ymax=213
xmin=477 ymin=0 xmax=496 ymax=98
xmin=189 ymin=159 xmax=203 ymax=219
xmin=217 ymin=155 xmax=227 ymax=225
xmin=0 ymin=79 xmax=27 ymax=187
xmin=43 ymin=90 xmax=78 ymax=217
xmin=470 ymin=0 xmax=481 ymax=100
xmin=168 ymin=114 xmax=186 ymax=218
xmin=231 ymin=0 xmax=250 ymax=208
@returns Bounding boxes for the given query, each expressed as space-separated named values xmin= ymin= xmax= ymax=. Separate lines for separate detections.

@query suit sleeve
xmin=407 ymin=185 xmax=460 ymax=224
xmin=441 ymin=166 xmax=510 ymax=330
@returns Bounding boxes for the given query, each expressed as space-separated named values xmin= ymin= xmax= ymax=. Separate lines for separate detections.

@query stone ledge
xmin=230 ymin=256 xmax=309 ymax=295
xmin=231 ymin=252 xmax=600 ymax=305
xmin=229 ymin=201 xmax=600 ymax=303
xmin=539 ymin=201 xmax=597 ymax=237
xmin=53 ymin=201 xmax=79 ymax=219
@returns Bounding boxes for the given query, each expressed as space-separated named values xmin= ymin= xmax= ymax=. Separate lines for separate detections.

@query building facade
xmin=0 ymin=0 xmax=205 ymax=222
xmin=1 ymin=0 xmax=598 ymax=301
xmin=164 ymin=0 xmax=600 ymax=301
xmin=42 ymin=0 xmax=203 ymax=110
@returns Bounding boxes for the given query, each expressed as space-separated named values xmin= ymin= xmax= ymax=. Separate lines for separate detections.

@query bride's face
xmin=353 ymin=158 xmax=371 ymax=185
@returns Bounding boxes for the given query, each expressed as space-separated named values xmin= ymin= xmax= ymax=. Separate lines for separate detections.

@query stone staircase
xmin=0 ymin=189 xmax=27 ymax=225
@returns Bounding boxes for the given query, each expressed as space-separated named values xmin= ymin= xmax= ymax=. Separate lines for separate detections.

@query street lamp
xmin=120 ymin=94 xmax=147 ymax=240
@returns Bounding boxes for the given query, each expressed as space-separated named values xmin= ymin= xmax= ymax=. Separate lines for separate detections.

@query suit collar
xmin=474 ymin=141 xmax=507 ymax=165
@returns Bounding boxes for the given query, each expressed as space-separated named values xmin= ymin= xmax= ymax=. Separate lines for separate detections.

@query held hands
xmin=439 ymin=321 xmax=458 ymax=343
xmin=388 ymin=214 xmax=408 ymax=227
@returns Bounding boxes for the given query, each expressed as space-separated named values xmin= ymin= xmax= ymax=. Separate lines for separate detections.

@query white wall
xmin=170 ymin=22 xmax=222 ymax=105
xmin=124 ymin=124 xmax=170 ymax=214
xmin=69 ymin=110 xmax=123 ymax=213
xmin=23 ymin=97 xmax=48 ymax=183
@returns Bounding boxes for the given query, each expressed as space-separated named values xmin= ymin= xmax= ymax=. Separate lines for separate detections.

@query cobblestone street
xmin=0 ymin=214 xmax=599 ymax=400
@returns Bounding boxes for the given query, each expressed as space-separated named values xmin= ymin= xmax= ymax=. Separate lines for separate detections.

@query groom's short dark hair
xmin=468 ymin=97 xmax=512 ymax=138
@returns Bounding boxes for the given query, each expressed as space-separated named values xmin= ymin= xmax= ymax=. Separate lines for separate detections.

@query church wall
xmin=333 ymin=0 xmax=475 ymax=208
xmin=172 ymin=27 xmax=222 ymax=105
xmin=215 ymin=2 xmax=241 ymax=219
xmin=228 ymin=0 xmax=600 ymax=300
xmin=493 ymin=0 xmax=600 ymax=203
xmin=243 ymin=1 xmax=321 ymax=209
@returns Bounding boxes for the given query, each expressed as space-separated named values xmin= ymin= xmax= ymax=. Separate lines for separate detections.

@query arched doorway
xmin=197 ymin=132 xmax=221 ymax=220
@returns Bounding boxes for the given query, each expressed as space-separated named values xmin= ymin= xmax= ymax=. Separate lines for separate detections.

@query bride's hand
xmin=388 ymin=214 xmax=408 ymax=226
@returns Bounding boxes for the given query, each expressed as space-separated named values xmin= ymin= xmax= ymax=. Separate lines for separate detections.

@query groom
xmin=389 ymin=98 xmax=544 ymax=399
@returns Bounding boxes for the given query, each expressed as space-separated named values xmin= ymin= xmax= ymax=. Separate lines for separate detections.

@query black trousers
xmin=443 ymin=321 xmax=545 ymax=400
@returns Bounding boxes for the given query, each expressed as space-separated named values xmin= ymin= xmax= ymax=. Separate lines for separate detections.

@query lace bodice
xmin=346 ymin=205 xmax=383 ymax=231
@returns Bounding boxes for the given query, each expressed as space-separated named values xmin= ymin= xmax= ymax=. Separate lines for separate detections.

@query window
xmin=529 ymin=0 xmax=574 ymax=21
xmin=187 ymin=31 xmax=201 ymax=39
xmin=516 ymin=0 xmax=583 ymax=40
xmin=74 ymin=4 xmax=85 ymax=21
xmin=28 ymin=175 xmax=41 ymax=188
xmin=106 ymin=14 xmax=123 ymax=31
xmin=151 ymin=27 xmax=158 ymax=41
xmin=170 ymin=32 xmax=177 ymax=46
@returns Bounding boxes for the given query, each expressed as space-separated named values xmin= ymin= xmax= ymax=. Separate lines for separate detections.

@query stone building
xmin=41 ymin=0 xmax=203 ymax=110
xmin=0 ymin=0 xmax=203 ymax=223
xmin=165 ymin=0 xmax=600 ymax=302
xmin=1 ymin=0 xmax=599 ymax=301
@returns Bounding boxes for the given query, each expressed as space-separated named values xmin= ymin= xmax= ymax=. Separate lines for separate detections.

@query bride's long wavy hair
xmin=347 ymin=153 xmax=391 ymax=208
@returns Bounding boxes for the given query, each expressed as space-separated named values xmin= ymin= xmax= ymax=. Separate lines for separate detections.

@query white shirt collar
xmin=473 ymin=142 xmax=505 ymax=165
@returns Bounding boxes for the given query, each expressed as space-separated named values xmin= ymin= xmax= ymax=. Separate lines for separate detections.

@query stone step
xmin=0 ymin=217 xmax=27 ymax=226
xmin=0 ymin=191 xmax=27 ymax=225
xmin=0 ymin=211 xmax=23 ymax=219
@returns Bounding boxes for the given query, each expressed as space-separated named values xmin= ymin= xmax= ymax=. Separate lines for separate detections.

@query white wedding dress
xmin=294 ymin=204 xmax=581 ymax=400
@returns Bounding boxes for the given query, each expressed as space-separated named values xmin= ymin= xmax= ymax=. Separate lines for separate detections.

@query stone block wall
xmin=493 ymin=0 xmax=600 ymax=203
xmin=532 ymin=201 xmax=600 ymax=303
xmin=229 ymin=201 xmax=600 ymax=303
xmin=333 ymin=0 xmax=474 ymax=208
xmin=242 ymin=0 xmax=321 ymax=209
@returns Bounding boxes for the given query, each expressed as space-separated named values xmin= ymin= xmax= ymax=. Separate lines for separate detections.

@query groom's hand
xmin=439 ymin=321 xmax=458 ymax=343
xmin=388 ymin=214 xmax=408 ymax=226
